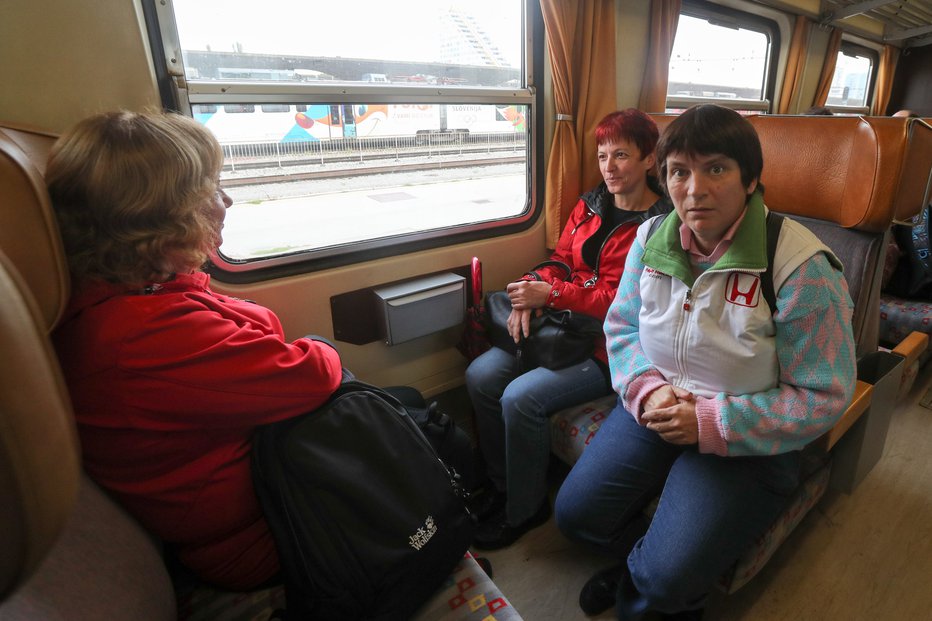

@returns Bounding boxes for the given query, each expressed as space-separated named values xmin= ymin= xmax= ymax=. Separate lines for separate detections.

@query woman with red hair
xmin=467 ymin=109 xmax=672 ymax=549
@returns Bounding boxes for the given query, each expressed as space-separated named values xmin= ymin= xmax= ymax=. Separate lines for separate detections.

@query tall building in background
xmin=440 ymin=7 xmax=510 ymax=67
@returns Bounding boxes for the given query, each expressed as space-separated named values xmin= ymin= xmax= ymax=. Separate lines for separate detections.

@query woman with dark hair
xmin=467 ymin=108 xmax=672 ymax=550
xmin=555 ymin=105 xmax=856 ymax=619
xmin=48 ymin=111 xmax=344 ymax=591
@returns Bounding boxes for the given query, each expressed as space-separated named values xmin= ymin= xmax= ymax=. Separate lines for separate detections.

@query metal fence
xmin=221 ymin=130 xmax=527 ymax=171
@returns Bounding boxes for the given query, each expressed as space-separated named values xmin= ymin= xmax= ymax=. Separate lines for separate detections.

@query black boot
xmin=578 ymin=562 xmax=627 ymax=616
xmin=468 ymin=487 xmax=506 ymax=523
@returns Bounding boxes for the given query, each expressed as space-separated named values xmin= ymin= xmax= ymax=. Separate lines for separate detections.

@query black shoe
xmin=471 ymin=501 xmax=551 ymax=550
xmin=469 ymin=488 xmax=506 ymax=523
xmin=579 ymin=563 xmax=627 ymax=616
xmin=474 ymin=556 xmax=494 ymax=579
xmin=659 ymin=609 xmax=704 ymax=621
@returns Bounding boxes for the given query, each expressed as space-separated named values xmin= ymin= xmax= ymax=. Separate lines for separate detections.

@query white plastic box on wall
xmin=373 ymin=273 xmax=466 ymax=345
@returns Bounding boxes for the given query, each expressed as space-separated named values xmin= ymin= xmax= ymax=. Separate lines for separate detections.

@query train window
xmin=152 ymin=0 xmax=536 ymax=274
xmin=666 ymin=2 xmax=777 ymax=113
xmin=825 ymin=42 xmax=876 ymax=112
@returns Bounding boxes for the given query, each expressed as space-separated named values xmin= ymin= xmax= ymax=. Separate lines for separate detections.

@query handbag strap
xmin=524 ymin=260 xmax=572 ymax=282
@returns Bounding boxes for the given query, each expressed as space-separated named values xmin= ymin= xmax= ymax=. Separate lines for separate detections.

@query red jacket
xmin=53 ymin=271 xmax=343 ymax=590
xmin=526 ymin=183 xmax=671 ymax=363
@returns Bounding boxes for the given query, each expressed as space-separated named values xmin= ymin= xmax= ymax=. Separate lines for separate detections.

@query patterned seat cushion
xmin=879 ymin=294 xmax=932 ymax=365
xmin=176 ymin=553 xmax=522 ymax=621
xmin=550 ymin=395 xmax=617 ymax=466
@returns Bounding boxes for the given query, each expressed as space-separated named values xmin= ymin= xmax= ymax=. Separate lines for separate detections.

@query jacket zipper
xmin=571 ymin=209 xmax=595 ymax=235
xmin=584 ymin=221 xmax=628 ymax=287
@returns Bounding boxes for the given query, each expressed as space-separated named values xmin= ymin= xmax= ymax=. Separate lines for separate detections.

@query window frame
xmin=665 ymin=0 xmax=781 ymax=113
xmin=145 ymin=0 xmax=544 ymax=282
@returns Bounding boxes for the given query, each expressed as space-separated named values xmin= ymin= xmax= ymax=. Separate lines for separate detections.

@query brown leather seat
xmin=0 ymin=124 xmax=175 ymax=619
xmin=0 ymin=124 xmax=78 ymax=600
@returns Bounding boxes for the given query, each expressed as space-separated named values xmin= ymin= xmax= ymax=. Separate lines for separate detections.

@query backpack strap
xmin=646 ymin=213 xmax=668 ymax=240
xmin=645 ymin=211 xmax=785 ymax=315
xmin=761 ymin=212 xmax=785 ymax=315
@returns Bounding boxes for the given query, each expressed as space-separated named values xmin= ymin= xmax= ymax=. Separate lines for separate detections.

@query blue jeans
xmin=465 ymin=346 xmax=610 ymax=524
xmin=555 ymin=401 xmax=801 ymax=618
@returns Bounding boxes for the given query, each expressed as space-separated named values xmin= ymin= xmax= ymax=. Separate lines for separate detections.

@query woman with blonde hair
xmin=48 ymin=110 xmax=343 ymax=590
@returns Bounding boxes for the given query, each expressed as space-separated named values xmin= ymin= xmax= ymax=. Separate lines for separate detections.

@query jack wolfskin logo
xmin=408 ymin=515 xmax=438 ymax=550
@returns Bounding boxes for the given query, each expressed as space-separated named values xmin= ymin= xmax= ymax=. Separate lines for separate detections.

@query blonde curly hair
xmin=46 ymin=110 xmax=225 ymax=286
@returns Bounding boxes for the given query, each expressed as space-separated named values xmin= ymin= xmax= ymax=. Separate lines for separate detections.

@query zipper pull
xmin=683 ymin=290 xmax=692 ymax=311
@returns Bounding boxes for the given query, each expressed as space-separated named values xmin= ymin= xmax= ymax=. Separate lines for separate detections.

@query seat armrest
xmin=891 ymin=330 xmax=929 ymax=368
xmin=816 ymin=380 xmax=873 ymax=452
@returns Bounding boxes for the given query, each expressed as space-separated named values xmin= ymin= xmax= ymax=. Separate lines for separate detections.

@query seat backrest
xmin=749 ymin=115 xmax=931 ymax=231
xmin=0 ymin=125 xmax=69 ymax=333
xmin=750 ymin=115 xmax=931 ymax=358
xmin=0 ymin=123 xmax=81 ymax=600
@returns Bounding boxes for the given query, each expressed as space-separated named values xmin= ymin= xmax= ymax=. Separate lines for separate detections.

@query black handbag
xmin=484 ymin=260 xmax=604 ymax=371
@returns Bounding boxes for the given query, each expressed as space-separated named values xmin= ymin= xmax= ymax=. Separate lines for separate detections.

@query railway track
xmin=222 ymin=155 xmax=526 ymax=187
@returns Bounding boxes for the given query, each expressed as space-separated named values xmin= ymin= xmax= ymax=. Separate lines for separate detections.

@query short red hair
xmin=594 ymin=108 xmax=659 ymax=160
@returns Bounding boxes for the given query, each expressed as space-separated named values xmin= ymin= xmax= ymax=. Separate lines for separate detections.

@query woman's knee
xmin=553 ymin=477 xmax=598 ymax=540
xmin=465 ymin=354 xmax=504 ymax=396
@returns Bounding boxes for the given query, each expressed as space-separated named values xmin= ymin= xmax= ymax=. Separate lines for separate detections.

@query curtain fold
xmin=872 ymin=44 xmax=900 ymax=115
xmin=777 ymin=15 xmax=811 ymax=114
xmin=540 ymin=0 xmax=617 ymax=249
xmin=638 ymin=0 xmax=681 ymax=113
xmin=813 ymin=27 xmax=842 ymax=107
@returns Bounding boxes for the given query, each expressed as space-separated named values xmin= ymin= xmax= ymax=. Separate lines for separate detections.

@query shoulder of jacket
xmin=771 ymin=218 xmax=840 ymax=289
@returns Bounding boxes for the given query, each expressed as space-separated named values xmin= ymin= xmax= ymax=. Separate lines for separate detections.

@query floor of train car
xmin=434 ymin=365 xmax=932 ymax=621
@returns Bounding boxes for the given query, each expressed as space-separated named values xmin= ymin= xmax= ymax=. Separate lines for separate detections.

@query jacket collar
xmin=642 ymin=190 xmax=769 ymax=287
xmin=580 ymin=181 xmax=613 ymax=217
xmin=64 ymin=272 xmax=212 ymax=321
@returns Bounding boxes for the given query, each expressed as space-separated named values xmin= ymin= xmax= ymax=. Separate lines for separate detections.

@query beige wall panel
xmin=0 ymin=0 xmax=159 ymax=133
xmin=212 ymin=217 xmax=549 ymax=396
xmin=616 ymin=0 xmax=652 ymax=109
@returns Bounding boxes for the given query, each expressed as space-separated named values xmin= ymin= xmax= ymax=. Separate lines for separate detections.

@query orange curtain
xmin=813 ymin=27 xmax=842 ymax=107
xmin=777 ymin=15 xmax=811 ymax=114
xmin=540 ymin=0 xmax=617 ymax=249
xmin=638 ymin=0 xmax=681 ymax=113
xmin=872 ymin=44 xmax=900 ymax=115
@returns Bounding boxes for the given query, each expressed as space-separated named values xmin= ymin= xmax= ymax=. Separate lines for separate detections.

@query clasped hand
xmin=504 ymin=280 xmax=551 ymax=343
xmin=641 ymin=384 xmax=699 ymax=445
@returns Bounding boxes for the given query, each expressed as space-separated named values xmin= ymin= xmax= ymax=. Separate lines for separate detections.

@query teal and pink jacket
xmin=606 ymin=193 xmax=857 ymax=457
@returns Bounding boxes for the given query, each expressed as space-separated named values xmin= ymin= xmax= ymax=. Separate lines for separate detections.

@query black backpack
xmin=251 ymin=380 xmax=475 ymax=620
xmin=384 ymin=385 xmax=477 ymax=493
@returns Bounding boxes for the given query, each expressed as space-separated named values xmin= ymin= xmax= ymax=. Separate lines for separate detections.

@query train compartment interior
xmin=2 ymin=0 xmax=932 ymax=620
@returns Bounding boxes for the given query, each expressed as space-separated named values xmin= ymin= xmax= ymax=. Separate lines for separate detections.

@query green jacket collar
xmin=642 ymin=190 xmax=768 ymax=287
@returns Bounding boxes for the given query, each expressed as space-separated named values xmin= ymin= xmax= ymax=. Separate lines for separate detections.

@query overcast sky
xmin=172 ymin=0 xmax=521 ymax=66
xmin=668 ymin=15 xmax=768 ymax=88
